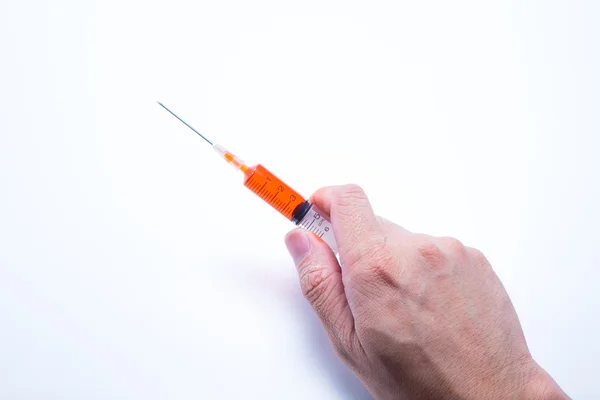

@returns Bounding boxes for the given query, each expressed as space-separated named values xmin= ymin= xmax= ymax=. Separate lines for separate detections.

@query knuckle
xmin=347 ymin=239 xmax=397 ymax=286
xmin=299 ymin=260 xmax=335 ymax=305
xmin=442 ymin=236 xmax=466 ymax=255
xmin=341 ymin=183 xmax=366 ymax=198
xmin=335 ymin=184 xmax=368 ymax=207
xmin=468 ymin=247 xmax=490 ymax=267
xmin=345 ymin=237 xmax=385 ymax=267
xmin=365 ymin=250 xmax=397 ymax=285
xmin=417 ymin=240 xmax=447 ymax=269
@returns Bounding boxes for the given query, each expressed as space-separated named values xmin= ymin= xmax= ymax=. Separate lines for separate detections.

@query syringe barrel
xmin=293 ymin=202 xmax=338 ymax=253
xmin=243 ymin=164 xmax=306 ymax=220
xmin=242 ymin=164 xmax=338 ymax=254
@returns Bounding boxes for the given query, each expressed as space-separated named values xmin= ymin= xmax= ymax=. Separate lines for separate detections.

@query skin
xmin=284 ymin=184 xmax=569 ymax=400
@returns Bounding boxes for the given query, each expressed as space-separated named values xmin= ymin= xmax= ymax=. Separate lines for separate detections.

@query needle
xmin=157 ymin=102 xmax=213 ymax=145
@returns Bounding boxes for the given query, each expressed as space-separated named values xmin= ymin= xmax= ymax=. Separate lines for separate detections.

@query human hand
xmin=285 ymin=185 xmax=569 ymax=400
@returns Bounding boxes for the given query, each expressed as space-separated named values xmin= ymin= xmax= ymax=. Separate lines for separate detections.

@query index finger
xmin=308 ymin=186 xmax=335 ymax=218
xmin=310 ymin=184 xmax=383 ymax=264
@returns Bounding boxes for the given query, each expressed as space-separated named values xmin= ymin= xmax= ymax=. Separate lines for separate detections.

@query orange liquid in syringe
xmin=242 ymin=164 xmax=305 ymax=220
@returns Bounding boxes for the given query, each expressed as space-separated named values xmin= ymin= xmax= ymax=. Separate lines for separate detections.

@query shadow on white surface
xmin=288 ymin=289 xmax=372 ymax=400
xmin=226 ymin=262 xmax=372 ymax=400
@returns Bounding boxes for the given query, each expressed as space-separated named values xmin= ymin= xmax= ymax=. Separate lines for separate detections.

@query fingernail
xmin=285 ymin=230 xmax=311 ymax=265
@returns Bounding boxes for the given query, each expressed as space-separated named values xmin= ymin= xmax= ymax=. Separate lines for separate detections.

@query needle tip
xmin=156 ymin=101 xmax=213 ymax=145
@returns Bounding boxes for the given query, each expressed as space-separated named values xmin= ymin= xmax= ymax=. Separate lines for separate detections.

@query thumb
xmin=285 ymin=229 xmax=356 ymax=349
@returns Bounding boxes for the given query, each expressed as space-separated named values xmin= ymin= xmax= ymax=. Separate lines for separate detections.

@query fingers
xmin=311 ymin=186 xmax=410 ymax=234
xmin=285 ymin=229 xmax=356 ymax=347
xmin=311 ymin=184 xmax=384 ymax=265
xmin=309 ymin=186 xmax=335 ymax=218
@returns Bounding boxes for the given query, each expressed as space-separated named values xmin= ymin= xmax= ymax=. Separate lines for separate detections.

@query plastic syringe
xmin=158 ymin=102 xmax=338 ymax=253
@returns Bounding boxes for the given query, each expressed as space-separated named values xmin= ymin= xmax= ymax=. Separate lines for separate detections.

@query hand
xmin=285 ymin=185 xmax=569 ymax=400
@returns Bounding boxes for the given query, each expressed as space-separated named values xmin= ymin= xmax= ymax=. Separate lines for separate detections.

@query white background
xmin=0 ymin=0 xmax=598 ymax=398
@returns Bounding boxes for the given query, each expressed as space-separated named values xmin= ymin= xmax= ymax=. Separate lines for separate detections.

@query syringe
xmin=158 ymin=102 xmax=338 ymax=253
